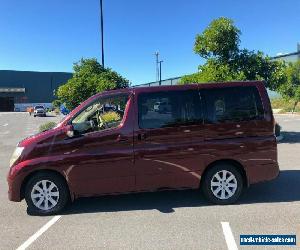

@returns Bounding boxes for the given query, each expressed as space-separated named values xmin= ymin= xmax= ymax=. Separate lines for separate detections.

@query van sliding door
xmin=134 ymin=89 xmax=205 ymax=191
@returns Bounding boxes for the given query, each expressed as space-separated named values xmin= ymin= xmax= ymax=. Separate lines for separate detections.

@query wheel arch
xmin=20 ymin=169 xmax=73 ymax=201
xmin=200 ymin=159 xmax=248 ymax=188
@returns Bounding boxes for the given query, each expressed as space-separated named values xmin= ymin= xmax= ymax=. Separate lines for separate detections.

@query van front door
xmin=56 ymin=93 xmax=135 ymax=196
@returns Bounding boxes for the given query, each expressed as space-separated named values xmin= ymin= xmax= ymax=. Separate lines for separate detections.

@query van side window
xmin=203 ymin=86 xmax=264 ymax=123
xmin=138 ymin=90 xmax=202 ymax=129
xmin=72 ymin=94 xmax=129 ymax=134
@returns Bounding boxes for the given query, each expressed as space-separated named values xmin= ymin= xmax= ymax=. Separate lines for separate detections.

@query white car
xmin=33 ymin=105 xmax=46 ymax=117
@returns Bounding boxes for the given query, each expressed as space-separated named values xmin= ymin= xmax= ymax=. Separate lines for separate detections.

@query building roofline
xmin=0 ymin=69 xmax=72 ymax=74
xmin=270 ymin=51 xmax=300 ymax=59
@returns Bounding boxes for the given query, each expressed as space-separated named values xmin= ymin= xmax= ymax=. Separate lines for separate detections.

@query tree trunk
xmin=292 ymin=101 xmax=298 ymax=114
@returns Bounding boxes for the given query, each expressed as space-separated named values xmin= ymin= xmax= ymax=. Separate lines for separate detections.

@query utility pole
xmin=100 ymin=0 xmax=105 ymax=67
xmin=154 ymin=51 xmax=159 ymax=81
xmin=159 ymin=60 xmax=163 ymax=86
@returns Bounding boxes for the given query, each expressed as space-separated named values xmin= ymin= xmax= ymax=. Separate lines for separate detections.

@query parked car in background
xmin=7 ymin=81 xmax=279 ymax=215
xmin=33 ymin=105 xmax=46 ymax=117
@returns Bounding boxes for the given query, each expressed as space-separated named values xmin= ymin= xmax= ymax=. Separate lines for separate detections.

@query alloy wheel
xmin=30 ymin=180 xmax=60 ymax=211
xmin=210 ymin=170 xmax=238 ymax=200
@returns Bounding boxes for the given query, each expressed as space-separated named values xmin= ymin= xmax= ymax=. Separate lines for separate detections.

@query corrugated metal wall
xmin=0 ymin=70 xmax=72 ymax=104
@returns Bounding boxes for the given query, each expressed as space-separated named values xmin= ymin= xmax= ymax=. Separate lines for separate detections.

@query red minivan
xmin=7 ymin=81 xmax=279 ymax=215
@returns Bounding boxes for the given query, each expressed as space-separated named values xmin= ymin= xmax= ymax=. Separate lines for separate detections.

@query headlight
xmin=9 ymin=147 xmax=24 ymax=167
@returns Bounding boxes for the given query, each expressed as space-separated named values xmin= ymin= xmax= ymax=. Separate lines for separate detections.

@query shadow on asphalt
xmin=279 ymin=131 xmax=300 ymax=144
xmin=59 ymin=170 xmax=300 ymax=215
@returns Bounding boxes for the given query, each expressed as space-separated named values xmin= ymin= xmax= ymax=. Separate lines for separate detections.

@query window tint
xmin=203 ymin=86 xmax=264 ymax=123
xmin=138 ymin=90 xmax=202 ymax=129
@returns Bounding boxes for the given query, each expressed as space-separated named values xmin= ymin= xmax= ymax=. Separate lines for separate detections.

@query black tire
xmin=201 ymin=163 xmax=244 ymax=205
xmin=25 ymin=172 xmax=70 ymax=215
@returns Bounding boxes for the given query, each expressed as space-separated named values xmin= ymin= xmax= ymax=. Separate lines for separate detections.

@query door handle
xmin=137 ymin=133 xmax=147 ymax=141
xmin=116 ymin=134 xmax=128 ymax=142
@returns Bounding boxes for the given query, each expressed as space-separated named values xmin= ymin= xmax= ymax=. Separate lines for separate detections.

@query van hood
xmin=18 ymin=125 xmax=65 ymax=148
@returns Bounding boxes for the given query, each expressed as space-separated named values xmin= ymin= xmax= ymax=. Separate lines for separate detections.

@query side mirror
xmin=66 ymin=125 xmax=74 ymax=138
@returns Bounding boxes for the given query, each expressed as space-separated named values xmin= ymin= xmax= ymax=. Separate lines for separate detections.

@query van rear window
xmin=203 ymin=86 xmax=264 ymax=123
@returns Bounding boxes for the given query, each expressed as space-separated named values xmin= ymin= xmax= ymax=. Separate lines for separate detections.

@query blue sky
xmin=0 ymin=0 xmax=299 ymax=85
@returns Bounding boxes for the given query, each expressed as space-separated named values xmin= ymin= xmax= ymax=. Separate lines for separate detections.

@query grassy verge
xmin=271 ymin=98 xmax=300 ymax=113
xmin=39 ymin=122 xmax=57 ymax=132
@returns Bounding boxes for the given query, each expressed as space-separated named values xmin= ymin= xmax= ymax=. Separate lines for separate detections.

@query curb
xmin=274 ymin=113 xmax=300 ymax=116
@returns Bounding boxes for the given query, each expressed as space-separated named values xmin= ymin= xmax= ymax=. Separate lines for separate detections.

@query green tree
xmin=51 ymin=99 xmax=62 ymax=109
xmin=278 ymin=61 xmax=300 ymax=113
xmin=181 ymin=17 xmax=286 ymax=90
xmin=231 ymin=49 xmax=286 ymax=90
xmin=56 ymin=58 xmax=129 ymax=110
xmin=181 ymin=59 xmax=245 ymax=84
xmin=194 ymin=17 xmax=241 ymax=62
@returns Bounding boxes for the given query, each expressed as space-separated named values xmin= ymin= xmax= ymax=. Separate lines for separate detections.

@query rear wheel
xmin=201 ymin=163 xmax=244 ymax=205
xmin=25 ymin=172 xmax=69 ymax=215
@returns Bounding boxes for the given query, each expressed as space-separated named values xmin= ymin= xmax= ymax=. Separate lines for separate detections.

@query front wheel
xmin=25 ymin=172 xmax=70 ymax=215
xmin=201 ymin=164 xmax=244 ymax=205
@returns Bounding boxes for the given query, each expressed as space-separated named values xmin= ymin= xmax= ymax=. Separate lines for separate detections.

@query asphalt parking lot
xmin=0 ymin=112 xmax=299 ymax=250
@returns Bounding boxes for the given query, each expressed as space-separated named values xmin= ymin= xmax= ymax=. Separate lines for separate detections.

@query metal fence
xmin=132 ymin=76 xmax=280 ymax=98
xmin=133 ymin=76 xmax=181 ymax=87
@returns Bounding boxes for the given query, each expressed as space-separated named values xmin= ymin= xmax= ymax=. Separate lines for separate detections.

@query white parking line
xmin=16 ymin=215 xmax=61 ymax=250
xmin=3 ymin=123 xmax=8 ymax=127
xmin=221 ymin=222 xmax=238 ymax=250
xmin=0 ymin=131 xmax=10 ymax=135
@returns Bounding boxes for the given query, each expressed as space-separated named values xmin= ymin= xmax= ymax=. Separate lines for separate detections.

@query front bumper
xmin=35 ymin=111 xmax=45 ymax=115
xmin=7 ymin=164 xmax=24 ymax=202
xmin=7 ymin=175 xmax=22 ymax=202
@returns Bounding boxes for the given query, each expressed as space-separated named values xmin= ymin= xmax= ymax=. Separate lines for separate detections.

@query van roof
xmin=88 ymin=80 xmax=265 ymax=100
xmin=132 ymin=80 xmax=265 ymax=93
